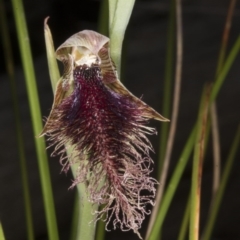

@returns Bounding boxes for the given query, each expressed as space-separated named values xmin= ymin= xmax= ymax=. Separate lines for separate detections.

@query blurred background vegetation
xmin=0 ymin=0 xmax=240 ymax=240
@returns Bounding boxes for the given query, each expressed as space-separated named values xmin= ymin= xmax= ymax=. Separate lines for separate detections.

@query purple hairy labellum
xmin=41 ymin=30 xmax=169 ymax=238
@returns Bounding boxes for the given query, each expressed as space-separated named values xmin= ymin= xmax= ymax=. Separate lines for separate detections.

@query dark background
xmin=0 ymin=0 xmax=240 ymax=239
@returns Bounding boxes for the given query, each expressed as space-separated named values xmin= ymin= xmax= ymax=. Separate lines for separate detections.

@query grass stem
xmin=11 ymin=1 xmax=59 ymax=239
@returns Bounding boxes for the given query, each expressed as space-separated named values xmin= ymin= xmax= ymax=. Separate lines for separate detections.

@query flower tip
xmin=38 ymin=131 xmax=46 ymax=138
xmin=44 ymin=16 xmax=50 ymax=28
xmin=38 ymin=123 xmax=49 ymax=138
xmin=156 ymin=115 xmax=170 ymax=122
xmin=135 ymin=230 xmax=143 ymax=239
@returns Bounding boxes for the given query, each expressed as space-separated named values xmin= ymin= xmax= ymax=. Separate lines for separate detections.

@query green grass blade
xmin=210 ymin=0 xmax=236 ymax=202
xmin=146 ymin=1 xmax=176 ymax=238
xmin=215 ymin=0 xmax=237 ymax=75
xmin=210 ymin=35 xmax=240 ymax=103
xmin=0 ymin=1 xmax=34 ymax=239
xmin=0 ymin=222 xmax=5 ymax=240
xmin=0 ymin=224 xmax=4 ymax=240
xmin=177 ymin=116 xmax=210 ymax=240
xmin=189 ymin=85 xmax=210 ymax=240
xmin=147 ymin=126 xmax=196 ymax=240
xmin=147 ymin=35 xmax=240 ymax=240
xmin=201 ymin=125 xmax=240 ymax=240
xmin=177 ymin=196 xmax=190 ymax=240
xmin=177 ymin=119 xmax=210 ymax=240
xmin=109 ymin=0 xmax=135 ymax=74
xmin=11 ymin=1 xmax=59 ymax=239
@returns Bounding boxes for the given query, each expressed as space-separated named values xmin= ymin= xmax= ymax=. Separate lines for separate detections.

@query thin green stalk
xmin=177 ymin=196 xmax=190 ymax=240
xmin=11 ymin=1 xmax=59 ymax=240
xmin=210 ymin=0 xmax=236 ymax=202
xmin=148 ymin=126 xmax=196 ymax=240
xmin=44 ymin=20 xmax=98 ymax=240
xmin=201 ymin=125 xmax=240 ymax=240
xmin=147 ymin=0 xmax=182 ymax=237
xmin=158 ymin=0 xmax=175 ymax=176
xmin=177 ymin=120 xmax=210 ymax=240
xmin=210 ymin=103 xmax=221 ymax=199
xmin=189 ymin=85 xmax=210 ymax=240
xmin=215 ymin=0 xmax=237 ymax=76
xmin=0 ymin=1 xmax=34 ymax=239
xmin=147 ymin=35 xmax=240 ymax=240
xmin=210 ymin=36 xmax=240 ymax=103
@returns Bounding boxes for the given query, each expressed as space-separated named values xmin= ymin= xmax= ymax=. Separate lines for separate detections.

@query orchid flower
xmin=41 ymin=30 xmax=168 ymax=238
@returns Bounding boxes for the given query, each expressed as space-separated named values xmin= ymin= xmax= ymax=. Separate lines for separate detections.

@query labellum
xmin=41 ymin=30 xmax=169 ymax=238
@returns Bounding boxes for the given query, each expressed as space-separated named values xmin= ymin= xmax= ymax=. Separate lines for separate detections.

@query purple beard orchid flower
xmin=40 ymin=30 xmax=169 ymax=238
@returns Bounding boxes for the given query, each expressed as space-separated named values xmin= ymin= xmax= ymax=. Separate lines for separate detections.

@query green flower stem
xmin=76 ymin=188 xmax=97 ymax=240
xmin=189 ymin=85 xmax=210 ymax=240
xmin=11 ymin=1 xmax=59 ymax=240
xmin=201 ymin=125 xmax=240 ymax=240
xmin=70 ymin=163 xmax=98 ymax=240
xmin=69 ymin=192 xmax=79 ymax=240
xmin=0 ymin=1 xmax=34 ymax=239
xmin=95 ymin=205 xmax=106 ymax=240
xmin=109 ymin=0 xmax=135 ymax=74
xmin=147 ymin=35 xmax=240 ymax=240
